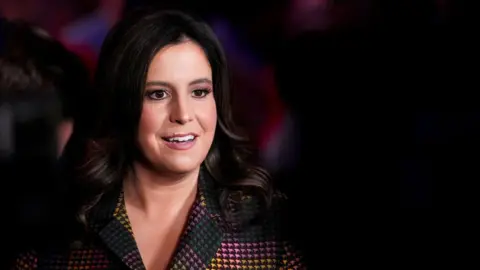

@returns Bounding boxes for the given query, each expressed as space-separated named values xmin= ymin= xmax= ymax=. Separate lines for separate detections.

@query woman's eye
xmin=146 ymin=90 xmax=168 ymax=100
xmin=192 ymin=89 xmax=211 ymax=98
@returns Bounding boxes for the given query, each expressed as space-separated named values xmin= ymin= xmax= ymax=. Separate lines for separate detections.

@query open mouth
xmin=162 ymin=134 xmax=196 ymax=143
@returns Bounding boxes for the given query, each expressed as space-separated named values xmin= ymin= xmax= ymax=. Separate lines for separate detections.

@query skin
xmin=124 ymin=40 xmax=217 ymax=270
xmin=56 ymin=119 xmax=73 ymax=157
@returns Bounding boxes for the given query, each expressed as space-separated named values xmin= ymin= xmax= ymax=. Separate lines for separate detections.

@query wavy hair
xmin=62 ymin=9 xmax=272 ymax=228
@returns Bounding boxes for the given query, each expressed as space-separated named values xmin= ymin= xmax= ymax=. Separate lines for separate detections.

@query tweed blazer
xmin=13 ymin=170 xmax=304 ymax=269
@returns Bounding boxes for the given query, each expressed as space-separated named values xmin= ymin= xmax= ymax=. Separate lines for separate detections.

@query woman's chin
xmin=154 ymin=158 xmax=202 ymax=175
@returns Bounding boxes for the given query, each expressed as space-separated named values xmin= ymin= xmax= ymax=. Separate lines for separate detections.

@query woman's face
xmin=137 ymin=40 xmax=217 ymax=174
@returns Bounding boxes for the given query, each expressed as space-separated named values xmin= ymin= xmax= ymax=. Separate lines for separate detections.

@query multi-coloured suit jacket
xmin=13 ymin=170 xmax=304 ymax=269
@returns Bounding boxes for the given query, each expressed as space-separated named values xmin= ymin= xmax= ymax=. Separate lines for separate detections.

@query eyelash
xmin=192 ymin=88 xmax=211 ymax=98
xmin=145 ymin=88 xmax=212 ymax=100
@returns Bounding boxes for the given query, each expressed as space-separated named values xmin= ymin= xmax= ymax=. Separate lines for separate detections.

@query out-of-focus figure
xmin=0 ymin=18 xmax=92 ymax=268
xmin=0 ymin=19 xmax=91 ymax=156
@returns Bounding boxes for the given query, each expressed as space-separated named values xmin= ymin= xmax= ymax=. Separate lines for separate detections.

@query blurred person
xmin=0 ymin=18 xmax=91 ymax=268
xmin=12 ymin=9 xmax=304 ymax=270
xmin=0 ymin=20 xmax=91 ymax=156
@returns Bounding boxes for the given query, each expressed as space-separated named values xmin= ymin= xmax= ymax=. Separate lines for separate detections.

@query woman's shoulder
xmin=225 ymin=189 xmax=289 ymax=231
xmin=223 ymin=190 xmax=304 ymax=268
xmin=227 ymin=188 xmax=289 ymax=227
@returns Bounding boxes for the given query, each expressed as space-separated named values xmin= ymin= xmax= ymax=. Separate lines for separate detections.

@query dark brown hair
xmin=62 ymin=9 xmax=272 ymax=227
xmin=0 ymin=20 xmax=90 ymax=122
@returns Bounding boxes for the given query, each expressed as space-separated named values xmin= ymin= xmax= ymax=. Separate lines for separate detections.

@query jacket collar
xmin=88 ymin=168 xmax=224 ymax=270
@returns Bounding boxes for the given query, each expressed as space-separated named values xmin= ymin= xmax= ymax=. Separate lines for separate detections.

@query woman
xmin=13 ymin=9 xmax=304 ymax=270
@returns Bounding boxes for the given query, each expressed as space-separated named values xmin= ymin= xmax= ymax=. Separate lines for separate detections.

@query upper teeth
xmin=167 ymin=135 xmax=194 ymax=142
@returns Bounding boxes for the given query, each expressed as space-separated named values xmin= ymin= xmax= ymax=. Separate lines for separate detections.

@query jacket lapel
xmin=168 ymin=169 xmax=224 ymax=269
xmin=88 ymin=169 xmax=224 ymax=270
xmin=90 ymin=187 xmax=146 ymax=270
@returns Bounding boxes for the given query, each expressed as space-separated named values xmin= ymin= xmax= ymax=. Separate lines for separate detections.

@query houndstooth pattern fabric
xmin=13 ymin=170 xmax=304 ymax=270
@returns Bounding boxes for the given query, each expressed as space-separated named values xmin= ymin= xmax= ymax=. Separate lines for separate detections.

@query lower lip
xmin=162 ymin=137 xmax=197 ymax=150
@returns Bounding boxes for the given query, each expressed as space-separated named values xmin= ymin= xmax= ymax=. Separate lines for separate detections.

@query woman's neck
xmin=124 ymin=163 xmax=199 ymax=219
